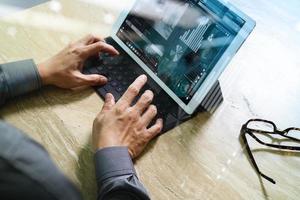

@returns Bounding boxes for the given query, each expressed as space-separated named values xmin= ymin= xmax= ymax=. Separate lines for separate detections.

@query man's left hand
xmin=37 ymin=34 xmax=119 ymax=89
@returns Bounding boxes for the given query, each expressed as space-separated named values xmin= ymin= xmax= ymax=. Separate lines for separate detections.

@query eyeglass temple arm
xmin=248 ymin=131 xmax=300 ymax=151
xmin=241 ymin=131 xmax=276 ymax=184
xmin=282 ymin=128 xmax=300 ymax=142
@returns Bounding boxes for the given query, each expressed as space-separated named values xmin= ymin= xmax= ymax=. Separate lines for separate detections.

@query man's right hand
xmin=92 ymin=75 xmax=163 ymax=159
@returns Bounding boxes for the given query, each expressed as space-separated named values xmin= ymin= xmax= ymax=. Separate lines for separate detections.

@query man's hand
xmin=37 ymin=34 xmax=119 ymax=89
xmin=92 ymin=75 xmax=163 ymax=159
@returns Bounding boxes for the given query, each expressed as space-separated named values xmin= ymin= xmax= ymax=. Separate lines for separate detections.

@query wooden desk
xmin=0 ymin=0 xmax=299 ymax=199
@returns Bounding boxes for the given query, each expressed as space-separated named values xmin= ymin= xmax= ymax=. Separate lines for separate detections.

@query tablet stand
xmin=198 ymin=80 xmax=223 ymax=114
xmin=172 ymin=81 xmax=223 ymax=124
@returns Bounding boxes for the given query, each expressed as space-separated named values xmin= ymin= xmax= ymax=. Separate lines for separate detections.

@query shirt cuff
xmin=94 ymin=147 xmax=135 ymax=184
xmin=0 ymin=59 xmax=42 ymax=98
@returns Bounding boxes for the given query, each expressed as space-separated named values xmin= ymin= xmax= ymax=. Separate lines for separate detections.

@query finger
xmin=117 ymin=75 xmax=147 ymax=108
xmin=147 ymin=118 xmax=163 ymax=140
xmin=101 ymin=93 xmax=115 ymax=113
xmin=81 ymin=41 xmax=119 ymax=58
xmin=76 ymin=73 xmax=108 ymax=86
xmin=140 ymin=105 xmax=157 ymax=126
xmin=133 ymin=90 xmax=154 ymax=114
xmin=78 ymin=34 xmax=103 ymax=45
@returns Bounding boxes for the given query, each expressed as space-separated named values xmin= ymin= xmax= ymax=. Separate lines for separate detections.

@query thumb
xmin=101 ymin=93 xmax=115 ymax=113
xmin=76 ymin=73 xmax=108 ymax=86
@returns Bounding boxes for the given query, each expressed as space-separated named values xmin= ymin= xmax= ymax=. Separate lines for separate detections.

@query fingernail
xmin=145 ymin=90 xmax=153 ymax=95
xmin=140 ymin=74 xmax=147 ymax=81
xmin=101 ymin=77 xmax=108 ymax=82
xmin=105 ymin=93 xmax=112 ymax=100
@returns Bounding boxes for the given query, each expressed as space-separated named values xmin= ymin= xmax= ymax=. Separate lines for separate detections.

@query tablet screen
xmin=116 ymin=0 xmax=245 ymax=104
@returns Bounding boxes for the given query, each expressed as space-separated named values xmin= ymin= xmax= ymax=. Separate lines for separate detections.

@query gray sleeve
xmin=0 ymin=121 xmax=83 ymax=200
xmin=0 ymin=59 xmax=42 ymax=105
xmin=95 ymin=147 xmax=150 ymax=200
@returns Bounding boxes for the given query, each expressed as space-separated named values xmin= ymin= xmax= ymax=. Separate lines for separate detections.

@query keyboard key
xmin=104 ymin=84 xmax=121 ymax=100
xmin=116 ymin=86 xmax=123 ymax=93
xmin=116 ymin=75 xmax=123 ymax=81
xmin=94 ymin=61 xmax=103 ymax=68
xmin=121 ymin=80 xmax=129 ymax=86
xmin=97 ymin=66 xmax=104 ymax=71
xmin=107 ymin=65 xmax=113 ymax=70
xmin=112 ymin=71 xmax=118 ymax=76
xmin=89 ymin=67 xmax=99 ymax=74
xmin=111 ymin=81 xmax=118 ymax=87
xmin=103 ymin=58 xmax=112 ymax=65
xmin=96 ymin=87 xmax=107 ymax=98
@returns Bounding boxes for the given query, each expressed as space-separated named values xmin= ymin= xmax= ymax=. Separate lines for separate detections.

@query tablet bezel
xmin=111 ymin=0 xmax=256 ymax=114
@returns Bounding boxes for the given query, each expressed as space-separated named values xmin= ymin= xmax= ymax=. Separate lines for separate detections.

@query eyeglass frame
xmin=240 ymin=118 xmax=300 ymax=184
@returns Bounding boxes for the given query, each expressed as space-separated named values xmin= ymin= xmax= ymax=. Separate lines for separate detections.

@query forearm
xmin=0 ymin=59 xmax=42 ymax=106
xmin=95 ymin=147 xmax=150 ymax=200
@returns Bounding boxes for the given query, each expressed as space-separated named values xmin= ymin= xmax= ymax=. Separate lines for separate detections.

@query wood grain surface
xmin=0 ymin=0 xmax=299 ymax=199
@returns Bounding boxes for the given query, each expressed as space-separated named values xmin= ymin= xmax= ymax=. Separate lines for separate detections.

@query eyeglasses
xmin=240 ymin=119 xmax=300 ymax=184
